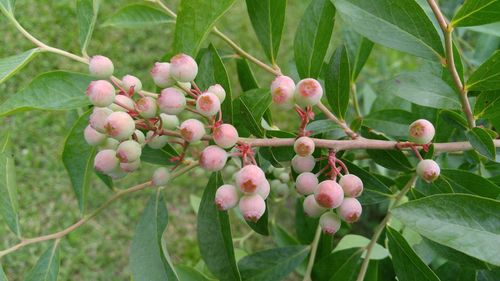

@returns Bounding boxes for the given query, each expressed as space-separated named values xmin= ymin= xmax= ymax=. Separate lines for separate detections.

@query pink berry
xmin=170 ymin=53 xmax=198 ymax=82
xmin=150 ymin=62 xmax=174 ymax=88
xmin=90 ymin=107 xmax=113 ymax=133
xmin=120 ymin=159 xmax=141 ymax=172
xmin=215 ymin=184 xmax=239 ymax=211
xmin=158 ymin=87 xmax=186 ymax=115
xmin=339 ymin=174 xmax=363 ymax=197
xmin=303 ymin=194 xmax=326 ymax=218
xmin=116 ymin=140 xmax=142 ymax=163
xmin=200 ymin=145 xmax=228 ymax=172
xmin=122 ymin=75 xmax=142 ymax=93
xmin=86 ymin=80 xmax=115 ymax=107
xmin=291 ymin=155 xmax=315 ymax=173
xmin=136 ymin=96 xmax=158 ymax=118
xmin=213 ymin=124 xmax=239 ymax=148
xmin=84 ymin=125 xmax=106 ymax=146
xmin=109 ymin=95 xmax=136 ymax=112
xmin=314 ymin=180 xmax=344 ymax=209
xmin=338 ymin=198 xmax=362 ymax=223
xmin=295 ymin=172 xmax=319 ymax=196
xmin=146 ymin=131 xmax=168 ymax=149
xmin=152 ymin=167 xmax=170 ymax=186
xmin=235 ymin=164 xmax=266 ymax=194
xmin=160 ymin=113 xmax=179 ymax=130
xmin=179 ymin=119 xmax=206 ymax=142
xmin=416 ymin=159 xmax=440 ymax=182
xmin=294 ymin=78 xmax=323 ymax=107
xmin=196 ymin=92 xmax=221 ymax=117
xmin=270 ymin=75 xmax=295 ymax=108
xmin=105 ymin=111 xmax=136 ymax=141
xmin=239 ymin=194 xmax=266 ymax=222
xmin=207 ymin=84 xmax=226 ymax=103
xmin=257 ymin=180 xmax=270 ymax=200
xmin=94 ymin=149 xmax=120 ymax=174
xmin=319 ymin=212 xmax=341 ymax=235
xmin=294 ymin=136 xmax=315 ymax=157
xmin=409 ymin=119 xmax=435 ymax=144
xmin=89 ymin=55 xmax=114 ymax=78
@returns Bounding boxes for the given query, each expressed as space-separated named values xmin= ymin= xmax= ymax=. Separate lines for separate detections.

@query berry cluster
xmin=408 ymin=119 xmax=440 ymax=183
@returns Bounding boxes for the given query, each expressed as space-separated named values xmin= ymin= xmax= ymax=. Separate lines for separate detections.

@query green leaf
xmin=238 ymin=89 xmax=272 ymax=138
xmin=141 ymin=145 xmax=179 ymax=165
xmin=434 ymin=262 xmax=477 ymax=281
xmin=386 ymin=227 xmax=441 ymax=281
xmin=174 ymin=0 xmax=236 ymax=56
xmin=0 ymin=71 xmax=93 ymax=117
xmin=76 ymin=0 xmax=99 ymax=54
xmin=334 ymin=234 xmax=389 ymax=260
xmin=333 ymin=0 xmax=444 ymax=60
xmin=466 ymin=127 xmax=496 ymax=160
xmin=421 ymin=237 xmax=490 ymax=269
xmin=175 ymin=265 xmax=210 ymax=281
xmin=295 ymin=197 xmax=319 ymax=244
xmin=0 ymin=264 xmax=6 ymax=281
xmin=464 ymin=22 xmax=500 ymax=36
xmin=294 ymin=0 xmax=335 ymax=79
xmin=197 ymin=173 xmax=241 ymax=281
xmin=238 ymin=246 xmax=309 ymax=281
xmin=245 ymin=0 xmax=286 ymax=63
xmin=270 ymin=223 xmax=299 ymax=247
xmin=0 ymin=48 xmax=39 ymax=84
xmin=380 ymin=72 xmax=461 ymax=110
xmin=392 ymin=194 xmax=500 ymax=266
xmin=325 ymin=45 xmax=351 ymax=119
xmin=361 ymin=128 xmax=413 ymax=172
xmin=195 ymin=45 xmax=233 ymax=124
xmin=102 ymin=4 xmax=174 ymax=28
xmin=0 ymin=133 xmax=20 ymax=236
xmin=130 ymin=191 xmax=179 ymax=281
xmin=474 ymin=90 xmax=500 ymax=120
xmin=24 ymin=242 xmax=60 ymax=281
xmin=440 ymin=169 xmax=500 ymax=198
xmin=363 ymin=109 xmax=415 ymax=138
xmin=0 ymin=0 xmax=15 ymax=14
xmin=312 ymin=248 xmax=363 ymax=281
xmin=466 ymin=50 xmax=500 ymax=91
xmin=414 ymin=177 xmax=454 ymax=196
xmin=305 ymin=119 xmax=342 ymax=136
xmin=451 ymin=0 xmax=500 ymax=27
xmin=236 ymin=59 xmax=260 ymax=91
xmin=343 ymin=160 xmax=393 ymax=204
xmin=62 ymin=110 xmax=94 ymax=213
xmin=343 ymin=29 xmax=374 ymax=81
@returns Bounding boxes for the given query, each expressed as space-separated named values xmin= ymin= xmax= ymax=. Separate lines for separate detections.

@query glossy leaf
xmin=245 ymin=0 xmax=286 ymax=63
xmin=422 ymin=237 xmax=490 ymax=269
xmin=474 ymin=90 xmax=500 ymax=120
xmin=236 ymin=59 xmax=259 ymax=91
xmin=102 ymin=4 xmax=174 ymax=28
xmin=363 ymin=109 xmax=415 ymax=138
xmin=174 ymin=0 xmax=236 ymax=56
xmin=392 ymin=194 xmax=500 ymax=266
xmin=362 ymin=128 xmax=413 ymax=172
xmin=312 ymin=248 xmax=363 ymax=281
xmin=238 ymin=89 xmax=272 ymax=138
xmin=343 ymin=28 xmax=374 ymax=81
xmin=0 ymin=134 xmax=20 ymax=236
xmin=0 ymin=71 xmax=93 ymax=117
xmin=76 ymin=0 xmax=98 ymax=54
xmin=466 ymin=50 xmax=500 ymax=91
xmin=238 ymin=246 xmax=309 ymax=281
xmin=386 ymin=227 xmax=441 ymax=281
xmin=0 ymin=48 xmax=39 ymax=84
xmin=25 ymin=242 xmax=60 ymax=281
xmin=451 ymin=0 xmax=500 ymax=27
xmin=0 ymin=0 xmax=15 ymax=14
xmin=465 ymin=22 xmax=500 ymax=36
xmin=440 ymin=169 xmax=500 ymax=198
xmin=175 ymin=265 xmax=210 ymax=281
xmin=414 ymin=177 xmax=454 ymax=196
xmin=130 ymin=191 xmax=179 ymax=281
xmin=466 ymin=127 xmax=496 ymax=160
xmin=197 ymin=173 xmax=241 ymax=281
xmin=295 ymin=197 xmax=319 ymax=244
xmin=325 ymin=45 xmax=351 ymax=119
xmin=141 ymin=145 xmax=179 ymax=165
xmin=334 ymin=234 xmax=389 ymax=260
xmin=294 ymin=0 xmax=335 ymax=78
xmin=271 ymin=223 xmax=299 ymax=247
xmin=343 ymin=160 xmax=393 ymax=204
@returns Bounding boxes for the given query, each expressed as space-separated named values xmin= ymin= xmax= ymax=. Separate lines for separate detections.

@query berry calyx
xmin=314 ymin=180 xmax=344 ymax=209
xmin=319 ymin=212 xmax=341 ymax=235
xmin=294 ymin=136 xmax=315 ymax=156
xmin=235 ymin=164 xmax=266 ymax=194
xmin=239 ymin=194 xmax=266 ymax=222
xmin=170 ymin=53 xmax=198 ymax=82
xmin=122 ymin=75 xmax=142 ymax=93
xmin=294 ymin=78 xmax=323 ymax=107
xmin=89 ymin=55 xmax=114 ymax=78
xmin=136 ymin=96 xmax=158 ymax=118
xmin=337 ymin=198 xmax=362 ymax=223
xmin=90 ymin=107 xmax=113 ymax=133
xmin=116 ymin=140 xmax=142 ymax=163
xmin=105 ymin=112 xmax=136 ymax=141
xmin=416 ymin=159 xmax=440 ymax=182
xmin=409 ymin=119 xmax=435 ymax=144
xmin=179 ymin=119 xmax=206 ymax=142
xmin=86 ymin=80 xmax=115 ymax=107
xmin=200 ymin=145 xmax=228 ymax=172
xmin=339 ymin=174 xmax=363 ymax=197
xmin=215 ymin=184 xmax=239 ymax=211
xmin=196 ymin=92 xmax=221 ymax=117
xmin=270 ymin=75 xmax=295 ymax=108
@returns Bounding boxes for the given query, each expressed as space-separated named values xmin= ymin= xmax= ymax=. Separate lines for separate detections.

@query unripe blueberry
xmin=215 ymin=184 xmax=239 ymax=211
xmin=136 ymin=96 xmax=158 ymax=118
xmin=295 ymin=172 xmax=319 ymax=196
xmin=169 ymin=53 xmax=198 ymax=82
xmin=105 ymin=112 xmax=136 ymax=140
xmin=200 ymin=145 xmax=228 ymax=172
xmin=291 ymin=155 xmax=316 ymax=173
xmin=294 ymin=78 xmax=323 ymax=107
xmin=179 ymin=119 xmax=206 ymax=142
xmin=150 ymin=62 xmax=174 ymax=88
xmin=90 ymin=107 xmax=113 ymax=133
xmin=337 ymin=198 xmax=362 ymax=223
xmin=294 ymin=136 xmax=315 ymax=157
xmin=207 ymin=84 xmax=226 ymax=103
xmin=146 ymin=131 xmax=168 ymax=149
xmin=116 ymin=140 xmax=142 ymax=163
xmin=134 ymin=130 xmax=146 ymax=146
xmin=94 ymin=149 xmax=120 ymax=174
xmin=109 ymin=95 xmax=136 ymax=112
xmin=89 ymin=55 xmax=114 ymax=78
xmin=409 ymin=119 xmax=435 ymax=144
xmin=122 ymin=75 xmax=142 ymax=93
xmin=416 ymin=159 xmax=440 ymax=182
xmin=271 ymin=167 xmax=285 ymax=178
xmin=120 ymin=158 xmax=141 ymax=173
xmin=98 ymin=138 xmax=120 ymax=151
xmin=319 ymin=212 xmax=341 ymax=235
xmin=239 ymin=194 xmax=266 ymax=222
xmin=235 ymin=164 xmax=266 ymax=194
xmin=213 ymin=124 xmax=239 ymax=148
xmin=86 ymin=80 xmax=115 ymax=107
xmin=270 ymin=75 xmax=295 ymax=108
xmin=196 ymin=92 xmax=221 ymax=117
xmin=257 ymin=180 xmax=270 ymax=200
xmin=84 ymin=125 xmax=106 ymax=146
xmin=278 ymin=172 xmax=290 ymax=183
xmin=152 ymin=167 xmax=170 ymax=186
xmin=303 ymin=194 xmax=326 ymax=218
xmin=157 ymin=87 xmax=186 ymax=115
xmin=271 ymin=179 xmax=289 ymax=197
xmin=108 ymin=169 xmax=127 ymax=180
xmin=314 ymin=180 xmax=344 ymax=209
xmin=160 ymin=113 xmax=179 ymax=130
xmin=339 ymin=174 xmax=363 ymax=197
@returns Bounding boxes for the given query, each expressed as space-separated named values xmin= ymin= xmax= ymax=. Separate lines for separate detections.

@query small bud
xmin=158 ymin=87 xmax=186 ymax=115
xmin=170 ymin=53 xmax=198 ymax=82
xmin=239 ymin=194 xmax=266 ymax=222
xmin=257 ymin=180 xmax=270 ymax=200
xmin=319 ymin=212 xmax=341 ymax=235
xmin=179 ymin=119 xmax=206 ymax=142
xmin=160 ymin=113 xmax=179 ymax=130
xmin=120 ymin=158 xmax=141 ymax=173
xmin=84 ymin=125 xmax=106 ymax=146
xmin=291 ymin=155 xmax=316 ymax=173
xmin=105 ymin=112 xmax=136 ymax=141
xmin=272 ymin=167 xmax=286 ymax=178
xmin=98 ymin=138 xmax=119 ymax=151
xmin=235 ymin=164 xmax=266 ymax=194
xmin=122 ymin=75 xmax=142 ymax=93
xmin=146 ymin=131 xmax=168 ymax=149
xmin=278 ymin=172 xmax=290 ymax=183
xmin=337 ymin=198 xmax=362 ymax=223
xmin=108 ymin=95 xmax=136 ymax=112
xmin=136 ymin=96 xmax=158 ymax=118
xmin=215 ymin=184 xmax=239 ymax=211
xmin=90 ymin=107 xmax=113 ymax=133
xmin=294 ymin=136 xmax=315 ymax=157
xmin=116 ymin=140 xmax=142 ymax=163
xmin=89 ymin=55 xmax=114 ymax=78
xmin=207 ymin=84 xmax=226 ymax=103
xmin=94 ymin=149 xmax=120 ymax=174
xmin=134 ymin=130 xmax=146 ymax=146
xmin=294 ymin=78 xmax=323 ymax=107
xmin=150 ymin=62 xmax=174 ymax=88
xmin=314 ymin=180 xmax=344 ymax=209
xmin=339 ymin=174 xmax=363 ymax=197
xmin=200 ymin=145 xmax=228 ymax=172
xmin=416 ymin=159 xmax=440 ymax=182
xmin=295 ymin=172 xmax=319 ymax=196
xmin=213 ymin=124 xmax=239 ymax=148
xmin=196 ymin=92 xmax=221 ymax=117
xmin=270 ymin=75 xmax=295 ymax=108
xmin=303 ymin=194 xmax=326 ymax=218
xmin=152 ymin=167 xmax=170 ymax=186
xmin=86 ymin=80 xmax=115 ymax=107
xmin=409 ymin=119 xmax=435 ymax=144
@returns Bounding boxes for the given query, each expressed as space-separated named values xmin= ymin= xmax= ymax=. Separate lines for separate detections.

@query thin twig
xmin=316 ymin=101 xmax=359 ymax=139
xmin=303 ymin=225 xmax=322 ymax=281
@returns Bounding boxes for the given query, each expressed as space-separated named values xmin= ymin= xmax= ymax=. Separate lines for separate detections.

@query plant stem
xmin=316 ymin=101 xmax=359 ymax=139
xmin=427 ymin=0 xmax=475 ymax=128
xmin=356 ymin=174 xmax=417 ymax=281
xmin=303 ymin=225 xmax=322 ymax=281
xmin=351 ymin=83 xmax=362 ymax=118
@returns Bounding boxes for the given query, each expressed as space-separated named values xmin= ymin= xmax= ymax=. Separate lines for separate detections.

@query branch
xmin=303 ymin=225 xmax=321 ymax=281
xmin=316 ymin=102 xmax=359 ymax=139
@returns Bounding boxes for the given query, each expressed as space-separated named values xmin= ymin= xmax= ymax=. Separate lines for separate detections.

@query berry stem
xmin=302 ymin=225 xmax=322 ymax=281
